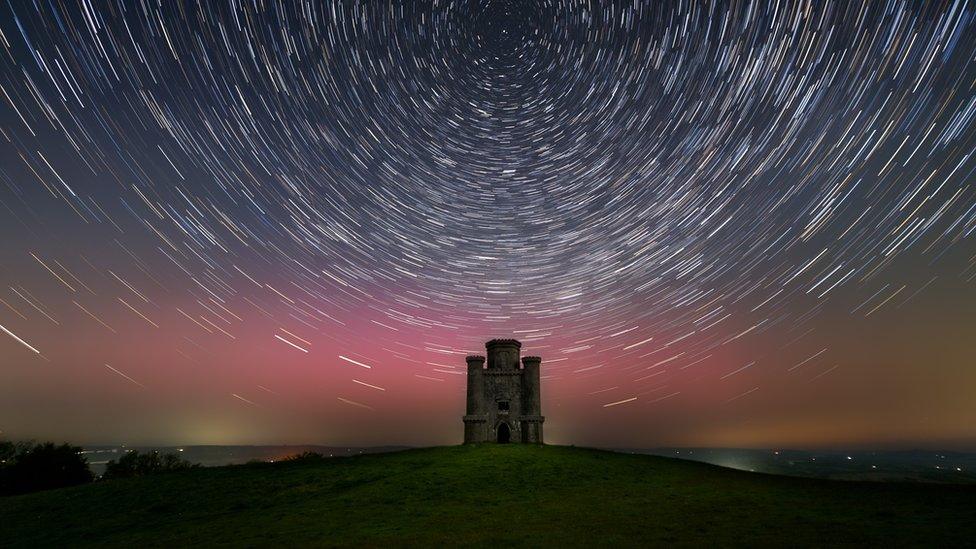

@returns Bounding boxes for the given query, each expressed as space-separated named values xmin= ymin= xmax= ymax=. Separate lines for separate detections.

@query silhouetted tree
xmin=0 ymin=440 xmax=14 ymax=464
xmin=102 ymin=450 xmax=197 ymax=480
xmin=0 ymin=442 xmax=94 ymax=495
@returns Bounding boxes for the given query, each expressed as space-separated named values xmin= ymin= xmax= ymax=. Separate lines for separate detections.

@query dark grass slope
xmin=1 ymin=444 xmax=974 ymax=547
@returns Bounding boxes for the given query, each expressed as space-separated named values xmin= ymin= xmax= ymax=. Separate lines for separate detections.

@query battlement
xmin=486 ymin=339 xmax=522 ymax=348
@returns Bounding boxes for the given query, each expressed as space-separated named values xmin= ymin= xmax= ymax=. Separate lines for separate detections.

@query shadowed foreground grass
xmin=1 ymin=444 xmax=974 ymax=547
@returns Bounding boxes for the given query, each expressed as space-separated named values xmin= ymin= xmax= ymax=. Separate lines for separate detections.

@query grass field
xmin=2 ymin=444 xmax=974 ymax=547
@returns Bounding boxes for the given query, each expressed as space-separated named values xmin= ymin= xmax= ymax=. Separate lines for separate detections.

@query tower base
xmin=463 ymin=415 xmax=488 ymax=443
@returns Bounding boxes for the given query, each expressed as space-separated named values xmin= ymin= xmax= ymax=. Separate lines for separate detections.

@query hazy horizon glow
xmin=1 ymin=1 xmax=975 ymax=450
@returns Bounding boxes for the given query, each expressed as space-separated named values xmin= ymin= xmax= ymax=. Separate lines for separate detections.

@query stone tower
xmin=463 ymin=339 xmax=544 ymax=444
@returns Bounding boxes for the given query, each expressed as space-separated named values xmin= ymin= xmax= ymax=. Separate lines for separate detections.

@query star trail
xmin=0 ymin=1 xmax=974 ymax=448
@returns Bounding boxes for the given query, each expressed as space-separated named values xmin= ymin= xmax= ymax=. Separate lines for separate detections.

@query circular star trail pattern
xmin=0 ymin=1 xmax=975 ymax=422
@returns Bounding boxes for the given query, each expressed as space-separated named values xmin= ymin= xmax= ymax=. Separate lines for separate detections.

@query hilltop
xmin=1 ymin=444 xmax=974 ymax=547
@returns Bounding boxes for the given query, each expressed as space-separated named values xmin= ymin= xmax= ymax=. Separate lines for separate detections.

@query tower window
xmin=498 ymin=401 xmax=509 ymax=412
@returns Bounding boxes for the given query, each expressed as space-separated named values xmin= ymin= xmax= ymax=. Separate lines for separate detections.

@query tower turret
xmin=465 ymin=355 xmax=486 ymax=415
xmin=486 ymin=339 xmax=521 ymax=370
xmin=520 ymin=355 xmax=544 ymax=443
xmin=463 ymin=355 xmax=487 ymax=443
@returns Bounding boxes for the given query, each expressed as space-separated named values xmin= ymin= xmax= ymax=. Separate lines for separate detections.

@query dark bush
xmin=102 ymin=450 xmax=198 ymax=480
xmin=0 ymin=442 xmax=94 ymax=495
xmin=284 ymin=451 xmax=325 ymax=462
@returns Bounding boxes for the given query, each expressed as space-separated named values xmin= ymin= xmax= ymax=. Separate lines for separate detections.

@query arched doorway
xmin=497 ymin=422 xmax=511 ymax=443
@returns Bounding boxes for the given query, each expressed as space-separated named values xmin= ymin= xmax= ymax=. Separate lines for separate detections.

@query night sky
xmin=1 ymin=1 xmax=975 ymax=449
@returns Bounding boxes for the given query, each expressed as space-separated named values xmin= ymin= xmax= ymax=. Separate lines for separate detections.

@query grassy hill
xmin=1 ymin=444 xmax=974 ymax=547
